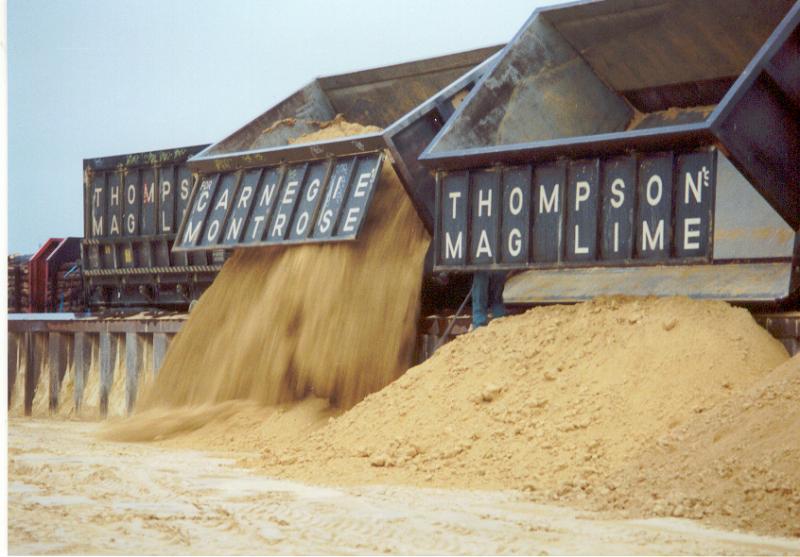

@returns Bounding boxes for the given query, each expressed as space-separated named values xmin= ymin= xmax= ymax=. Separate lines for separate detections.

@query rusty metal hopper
xmin=419 ymin=0 xmax=799 ymax=305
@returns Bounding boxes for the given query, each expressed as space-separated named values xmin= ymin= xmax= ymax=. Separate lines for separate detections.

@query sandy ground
xmin=8 ymin=418 xmax=800 ymax=555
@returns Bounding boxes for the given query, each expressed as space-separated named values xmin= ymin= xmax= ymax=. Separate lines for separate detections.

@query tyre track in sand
xmin=8 ymin=418 xmax=800 ymax=555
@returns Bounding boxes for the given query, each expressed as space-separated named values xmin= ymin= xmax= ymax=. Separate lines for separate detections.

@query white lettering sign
xmin=353 ymin=173 xmax=371 ymax=198
xmin=683 ymin=217 xmax=701 ymax=250
xmin=539 ymin=184 xmax=559 ymax=214
xmin=575 ymin=181 xmax=590 ymax=211
xmin=642 ymin=220 xmax=664 ymax=251
xmin=342 ymin=207 xmax=360 ymax=233
xmin=445 ymin=231 xmax=463 ymax=260
xmin=475 ymin=229 xmax=492 ymax=258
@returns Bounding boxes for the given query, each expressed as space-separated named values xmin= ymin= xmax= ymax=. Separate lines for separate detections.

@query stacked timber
xmin=7 ymin=255 xmax=31 ymax=313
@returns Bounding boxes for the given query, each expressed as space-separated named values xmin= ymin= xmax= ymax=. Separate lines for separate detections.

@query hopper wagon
xmin=174 ymin=44 xmax=504 ymax=321
xmin=419 ymin=0 xmax=800 ymax=353
xmin=82 ymin=144 xmax=217 ymax=310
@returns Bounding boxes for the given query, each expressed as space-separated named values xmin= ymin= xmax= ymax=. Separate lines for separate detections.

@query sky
xmin=7 ymin=0 xmax=560 ymax=254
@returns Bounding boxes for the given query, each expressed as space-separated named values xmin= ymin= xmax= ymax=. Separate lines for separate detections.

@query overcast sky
xmin=7 ymin=0 xmax=561 ymax=254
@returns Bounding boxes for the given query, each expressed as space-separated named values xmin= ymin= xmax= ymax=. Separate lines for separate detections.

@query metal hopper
xmin=83 ymin=144 xmax=218 ymax=309
xmin=174 ymin=45 xmax=502 ymax=253
xmin=419 ymin=0 xmax=800 ymax=306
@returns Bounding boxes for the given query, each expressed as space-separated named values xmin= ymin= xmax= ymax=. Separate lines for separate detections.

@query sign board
xmin=435 ymin=148 xmax=717 ymax=270
xmin=88 ymin=162 xmax=196 ymax=239
xmin=173 ymin=152 xmax=384 ymax=251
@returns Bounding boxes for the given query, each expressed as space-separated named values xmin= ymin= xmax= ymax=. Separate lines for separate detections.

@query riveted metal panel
xmin=500 ymin=165 xmax=531 ymax=264
xmin=223 ymin=168 xmax=263 ymax=245
xmin=289 ymin=160 xmax=331 ymax=241
xmin=176 ymin=165 xmax=194 ymax=227
xmin=267 ymin=163 xmax=308 ymax=243
xmin=243 ymin=167 xmax=282 ymax=244
xmin=313 ymin=158 xmax=356 ymax=240
xmin=123 ymin=169 xmax=141 ymax=237
xmin=158 ymin=165 xmax=177 ymax=234
xmin=179 ymin=174 xmax=220 ymax=248
xmin=600 ymin=156 xmax=636 ymax=260
xmin=107 ymin=171 xmax=123 ymax=238
xmin=532 ymin=162 xmax=566 ymax=264
xmin=675 ymin=149 xmax=716 ymax=259
xmin=565 ymin=159 xmax=600 ymax=262
xmin=200 ymin=172 xmax=241 ymax=247
xmin=636 ymin=153 xmax=673 ymax=260
xmin=140 ymin=168 xmax=157 ymax=235
xmin=335 ymin=154 xmax=383 ymax=239
xmin=439 ymin=171 xmax=469 ymax=266
xmin=469 ymin=169 xmax=501 ymax=265
xmin=89 ymin=173 xmax=106 ymax=238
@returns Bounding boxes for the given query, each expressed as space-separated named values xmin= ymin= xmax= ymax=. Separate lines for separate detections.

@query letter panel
xmin=469 ymin=170 xmax=500 ymax=265
xmin=201 ymin=172 xmax=241 ymax=246
xmin=313 ymin=158 xmax=355 ymax=239
xmin=106 ymin=171 xmax=123 ymax=238
xmin=123 ymin=169 xmax=141 ymax=236
xmin=501 ymin=166 xmax=531 ymax=264
xmin=159 ymin=165 xmax=176 ymax=234
xmin=178 ymin=174 xmax=219 ymax=248
xmin=675 ymin=149 xmax=716 ymax=259
xmin=601 ymin=156 xmax=636 ymax=260
xmin=532 ymin=163 xmax=566 ymax=263
xmin=336 ymin=154 xmax=382 ymax=238
xmin=636 ymin=153 xmax=673 ymax=260
xmin=90 ymin=172 xmax=106 ymax=238
xmin=176 ymin=165 xmax=194 ymax=227
xmin=244 ymin=167 xmax=282 ymax=244
xmin=565 ymin=159 xmax=600 ymax=262
xmin=267 ymin=163 xmax=308 ymax=243
xmin=439 ymin=171 xmax=468 ymax=266
xmin=223 ymin=168 xmax=262 ymax=245
xmin=289 ymin=160 xmax=330 ymax=241
xmin=140 ymin=168 xmax=157 ymax=235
